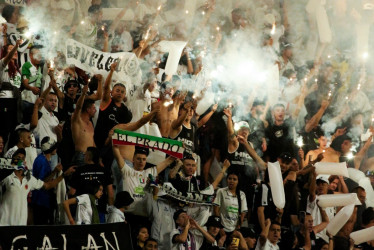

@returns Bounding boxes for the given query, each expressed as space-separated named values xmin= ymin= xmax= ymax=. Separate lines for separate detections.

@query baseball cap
xmin=236 ymin=121 xmax=250 ymax=132
xmin=64 ymin=80 xmax=80 ymax=92
xmin=316 ymin=175 xmax=330 ymax=184
xmin=205 ymin=216 xmax=224 ymax=228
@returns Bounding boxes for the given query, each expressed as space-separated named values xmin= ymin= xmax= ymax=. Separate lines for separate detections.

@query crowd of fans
xmin=0 ymin=0 xmax=374 ymax=249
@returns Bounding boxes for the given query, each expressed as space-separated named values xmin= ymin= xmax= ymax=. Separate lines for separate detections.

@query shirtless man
xmin=71 ymin=85 xmax=96 ymax=166
xmin=151 ymin=82 xmax=186 ymax=137
xmin=303 ymin=135 xmax=328 ymax=165
xmin=321 ymin=135 xmax=351 ymax=163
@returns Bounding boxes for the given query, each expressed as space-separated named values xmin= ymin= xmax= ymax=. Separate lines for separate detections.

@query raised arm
xmin=71 ymin=85 xmax=88 ymax=123
xmin=190 ymin=218 xmax=216 ymax=244
xmin=211 ymin=159 xmax=230 ymax=190
xmin=156 ymin=156 xmax=176 ymax=174
xmin=197 ymin=104 xmax=217 ymax=128
xmin=259 ymin=219 xmax=271 ymax=247
xmin=237 ymin=135 xmax=267 ymax=170
xmin=173 ymin=219 xmax=191 ymax=243
xmin=2 ymin=39 xmax=20 ymax=66
xmin=313 ymin=205 xmax=329 ymax=234
xmin=30 ymin=97 xmax=44 ymax=130
xmin=292 ymin=83 xmax=307 ymax=120
xmin=101 ymin=62 xmax=117 ymax=108
xmin=354 ymin=128 xmax=374 ymax=169
xmin=169 ymin=102 xmax=192 ymax=137
xmin=338 ymin=176 xmax=349 ymax=193
xmin=86 ymin=74 xmax=103 ymax=101
xmin=49 ymin=79 xmax=64 ymax=107
xmin=112 ymin=144 xmax=125 ymax=170
xmin=43 ymin=166 xmax=76 ymax=190
xmin=169 ymin=159 xmax=183 ymax=179
xmin=224 ymin=108 xmax=235 ymax=142
xmin=127 ymin=107 xmax=160 ymax=131
xmin=304 ymin=100 xmax=329 ymax=133
xmin=309 ymin=171 xmax=317 ymax=202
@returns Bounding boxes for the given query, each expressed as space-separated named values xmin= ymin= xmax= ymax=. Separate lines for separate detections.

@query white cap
xmin=316 ymin=175 xmax=330 ymax=184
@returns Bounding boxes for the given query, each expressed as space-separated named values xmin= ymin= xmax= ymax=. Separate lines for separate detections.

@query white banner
xmin=5 ymin=0 xmax=27 ymax=6
xmin=65 ymin=39 xmax=142 ymax=85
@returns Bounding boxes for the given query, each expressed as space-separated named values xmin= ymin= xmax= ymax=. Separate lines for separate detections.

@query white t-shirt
xmin=306 ymin=195 xmax=335 ymax=241
xmin=1 ymin=65 xmax=22 ymax=88
xmin=255 ymin=238 xmax=279 ymax=250
xmin=107 ymin=205 xmax=126 ymax=223
xmin=5 ymin=144 xmax=37 ymax=171
xmin=213 ymin=187 xmax=248 ymax=232
xmin=121 ymin=162 xmax=157 ymax=216
xmin=0 ymin=173 xmax=44 ymax=225
xmin=75 ymin=194 xmax=93 ymax=225
xmin=34 ymin=106 xmax=59 ymax=146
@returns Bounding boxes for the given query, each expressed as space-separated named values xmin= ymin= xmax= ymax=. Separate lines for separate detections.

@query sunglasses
xmin=68 ymin=84 xmax=78 ymax=88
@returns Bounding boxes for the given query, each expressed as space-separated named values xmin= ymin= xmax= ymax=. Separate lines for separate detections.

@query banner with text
xmin=0 ymin=222 xmax=133 ymax=250
xmin=65 ymin=39 xmax=142 ymax=85
xmin=112 ymin=129 xmax=185 ymax=159
xmin=160 ymin=182 xmax=215 ymax=205
xmin=0 ymin=158 xmax=14 ymax=170
xmin=5 ymin=0 xmax=28 ymax=6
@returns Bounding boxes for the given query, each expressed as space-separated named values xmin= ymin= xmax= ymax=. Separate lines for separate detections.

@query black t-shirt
xmin=172 ymin=124 xmax=196 ymax=154
xmin=58 ymin=94 xmax=79 ymax=122
xmin=70 ymin=164 xmax=113 ymax=212
xmin=253 ymin=183 xmax=277 ymax=232
xmin=94 ymin=99 xmax=132 ymax=149
xmin=265 ymin=118 xmax=296 ymax=161
xmin=228 ymin=143 xmax=258 ymax=187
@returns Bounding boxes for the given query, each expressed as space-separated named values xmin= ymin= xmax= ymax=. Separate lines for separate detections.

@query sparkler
xmin=24 ymin=31 xmax=32 ymax=39
xmin=327 ymin=90 xmax=332 ymax=100
xmin=297 ymin=136 xmax=303 ymax=148
xmin=347 ymin=152 xmax=354 ymax=159
xmin=270 ymin=23 xmax=276 ymax=35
